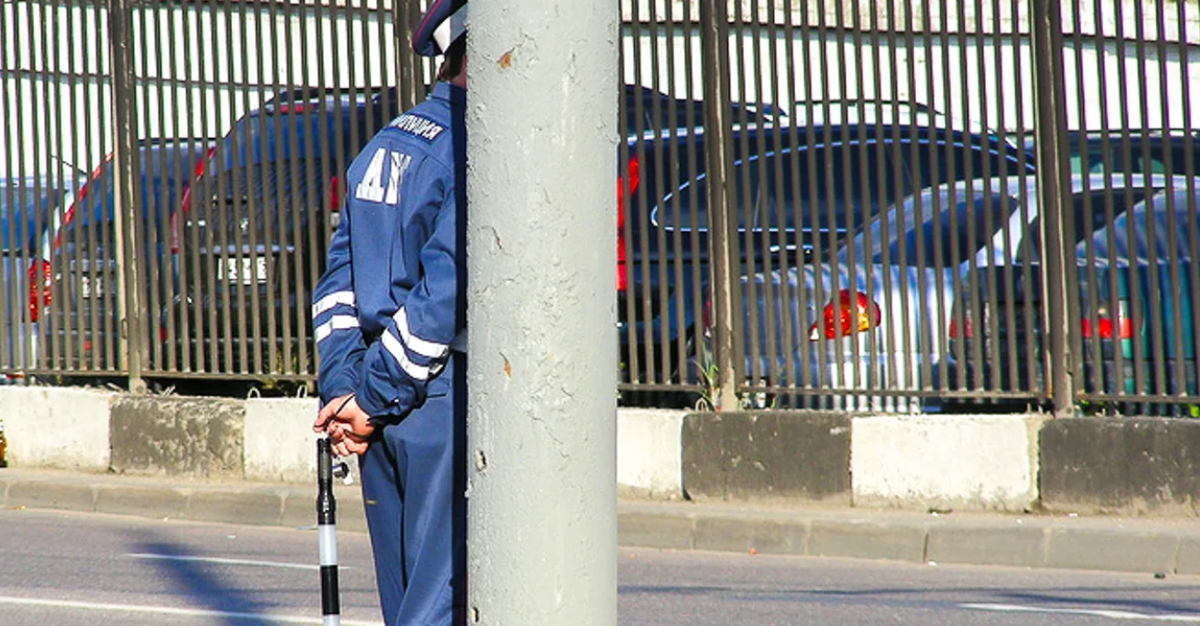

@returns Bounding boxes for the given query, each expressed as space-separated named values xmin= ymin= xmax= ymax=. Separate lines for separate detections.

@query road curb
xmin=6 ymin=469 xmax=1200 ymax=576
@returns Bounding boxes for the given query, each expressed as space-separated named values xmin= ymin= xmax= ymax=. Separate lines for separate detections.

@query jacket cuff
xmin=319 ymin=375 xmax=359 ymax=405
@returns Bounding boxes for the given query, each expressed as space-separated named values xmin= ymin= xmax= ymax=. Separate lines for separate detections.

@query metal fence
xmin=1 ymin=0 xmax=1198 ymax=415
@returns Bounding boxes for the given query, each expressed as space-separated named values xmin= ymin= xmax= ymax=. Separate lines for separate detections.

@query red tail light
xmin=27 ymin=258 xmax=52 ymax=322
xmin=328 ymin=175 xmax=342 ymax=212
xmin=809 ymin=290 xmax=880 ymax=341
xmin=274 ymin=102 xmax=312 ymax=115
xmin=1081 ymin=301 xmax=1133 ymax=340
xmin=949 ymin=317 xmax=973 ymax=339
xmin=616 ymin=155 xmax=640 ymax=291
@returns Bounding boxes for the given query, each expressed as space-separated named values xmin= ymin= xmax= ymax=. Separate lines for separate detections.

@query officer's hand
xmin=329 ymin=422 xmax=370 ymax=457
xmin=316 ymin=395 xmax=375 ymax=456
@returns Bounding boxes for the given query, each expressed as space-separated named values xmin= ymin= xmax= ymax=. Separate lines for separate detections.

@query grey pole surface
xmin=465 ymin=0 xmax=618 ymax=624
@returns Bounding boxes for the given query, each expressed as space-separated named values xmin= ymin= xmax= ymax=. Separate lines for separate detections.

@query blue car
xmin=0 ymin=169 xmax=85 ymax=380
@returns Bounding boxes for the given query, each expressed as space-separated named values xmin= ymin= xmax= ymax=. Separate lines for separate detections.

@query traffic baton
xmin=317 ymin=437 xmax=342 ymax=626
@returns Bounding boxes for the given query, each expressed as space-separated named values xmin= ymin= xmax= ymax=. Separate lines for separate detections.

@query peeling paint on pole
xmin=466 ymin=0 xmax=618 ymax=624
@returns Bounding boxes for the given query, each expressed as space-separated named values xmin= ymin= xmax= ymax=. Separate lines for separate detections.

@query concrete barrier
xmin=616 ymin=409 xmax=686 ymax=499
xmin=0 ymin=386 xmax=113 ymax=471
xmin=681 ymin=411 xmax=852 ymax=503
xmin=8 ymin=385 xmax=1200 ymax=518
xmin=1040 ymin=416 xmax=1200 ymax=517
xmin=244 ymin=397 xmax=322 ymax=484
xmin=851 ymin=414 xmax=1043 ymax=512
xmin=109 ymin=396 xmax=245 ymax=478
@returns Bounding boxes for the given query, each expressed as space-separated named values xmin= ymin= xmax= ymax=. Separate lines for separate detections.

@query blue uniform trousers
xmin=358 ymin=352 xmax=466 ymax=626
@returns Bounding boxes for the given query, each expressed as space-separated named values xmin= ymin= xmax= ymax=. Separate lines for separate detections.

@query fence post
xmin=699 ymin=0 xmax=742 ymax=411
xmin=107 ymin=0 xmax=145 ymax=393
xmin=1031 ymin=0 xmax=1073 ymax=416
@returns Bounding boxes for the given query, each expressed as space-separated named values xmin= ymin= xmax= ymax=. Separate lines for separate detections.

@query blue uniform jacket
xmin=312 ymin=82 xmax=466 ymax=421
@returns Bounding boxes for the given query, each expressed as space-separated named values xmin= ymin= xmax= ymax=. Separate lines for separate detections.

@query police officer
xmin=311 ymin=0 xmax=468 ymax=623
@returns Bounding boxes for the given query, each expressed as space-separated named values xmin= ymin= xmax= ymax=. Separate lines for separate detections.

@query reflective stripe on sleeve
xmin=382 ymin=331 xmax=431 ymax=381
xmin=315 ymin=315 xmax=361 ymax=344
xmin=391 ymin=307 xmax=450 ymax=359
xmin=312 ymin=291 xmax=357 ymax=319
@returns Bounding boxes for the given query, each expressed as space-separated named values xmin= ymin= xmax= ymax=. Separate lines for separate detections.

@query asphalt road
xmin=5 ymin=506 xmax=1200 ymax=625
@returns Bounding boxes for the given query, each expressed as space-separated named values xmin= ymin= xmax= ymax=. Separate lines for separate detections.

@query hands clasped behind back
xmin=314 ymin=394 xmax=376 ymax=456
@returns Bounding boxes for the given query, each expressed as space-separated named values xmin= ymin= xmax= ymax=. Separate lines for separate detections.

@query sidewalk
xmin=5 ymin=466 xmax=1200 ymax=576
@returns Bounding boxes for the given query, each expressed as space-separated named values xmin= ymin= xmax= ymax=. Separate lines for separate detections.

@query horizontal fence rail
xmin=0 ymin=0 xmax=1197 ymax=415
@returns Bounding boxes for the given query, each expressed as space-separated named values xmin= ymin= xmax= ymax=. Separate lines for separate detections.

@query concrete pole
xmin=465 ymin=0 xmax=618 ymax=624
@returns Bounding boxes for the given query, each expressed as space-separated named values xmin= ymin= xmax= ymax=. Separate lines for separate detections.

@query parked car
xmin=738 ymin=173 xmax=1187 ymax=410
xmin=0 ymin=168 xmax=86 ymax=381
xmin=29 ymin=139 xmax=214 ymax=373
xmin=945 ymin=181 xmax=1199 ymax=413
xmin=622 ymin=114 xmax=1036 ymax=392
xmin=171 ymin=86 xmax=404 ymax=374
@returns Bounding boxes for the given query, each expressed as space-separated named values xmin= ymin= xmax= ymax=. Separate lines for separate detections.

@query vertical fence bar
xmin=878 ymin=0 xmax=904 ymax=406
xmin=1178 ymin=0 xmax=1200 ymax=403
xmin=108 ymin=0 xmax=145 ymax=391
xmin=647 ymin=0 xmax=672 ymax=387
xmin=626 ymin=0 xmax=650 ymax=388
xmin=763 ymin=0 xmax=792 ymax=400
xmin=848 ymin=2 xmax=878 ymax=408
xmin=296 ymin=0 xmax=318 ymax=382
xmin=1030 ymin=0 xmax=1072 ymax=416
xmin=681 ymin=1 xmax=707 ymax=396
xmin=31 ymin=2 xmax=51 ymax=372
xmin=699 ymin=0 xmax=740 ymax=410
xmin=246 ymin=1 xmax=267 ymax=376
xmin=165 ymin=4 xmax=186 ymax=376
xmin=0 ymin=2 xmax=13 ymax=375
xmin=616 ymin=5 xmax=637 ymax=390
xmin=175 ymin=1 xmax=196 ymax=375
xmin=21 ymin=2 xmax=45 ymax=374
xmin=1154 ymin=0 xmax=1185 ymax=408
xmin=776 ymin=0 xmax=801 ymax=398
xmin=264 ymin=0 xmax=285 ymax=378
xmin=730 ymin=0 xmax=758 ymax=399
xmin=1132 ymin=0 xmax=1168 ymax=407
xmin=662 ymin=0 xmax=688 ymax=389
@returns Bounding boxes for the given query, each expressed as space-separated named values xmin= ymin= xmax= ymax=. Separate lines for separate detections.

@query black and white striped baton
xmin=317 ymin=437 xmax=343 ymax=626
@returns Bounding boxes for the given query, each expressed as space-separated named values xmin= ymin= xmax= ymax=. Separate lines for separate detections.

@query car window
xmin=1077 ymin=190 xmax=1195 ymax=264
xmin=870 ymin=192 xmax=1021 ymax=267
xmin=1017 ymin=188 xmax=1163 ymax=261
xmin=654 ymin=140 xmax=905 ymax=241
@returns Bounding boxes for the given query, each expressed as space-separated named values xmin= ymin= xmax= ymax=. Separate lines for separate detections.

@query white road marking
xmin=0 ymin=596 xmax=383 ymax=625
xmin=126 ymin=553 xmax=352 ymax=571
xmin=962 ymin=603 xmax=1200 ymax=621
